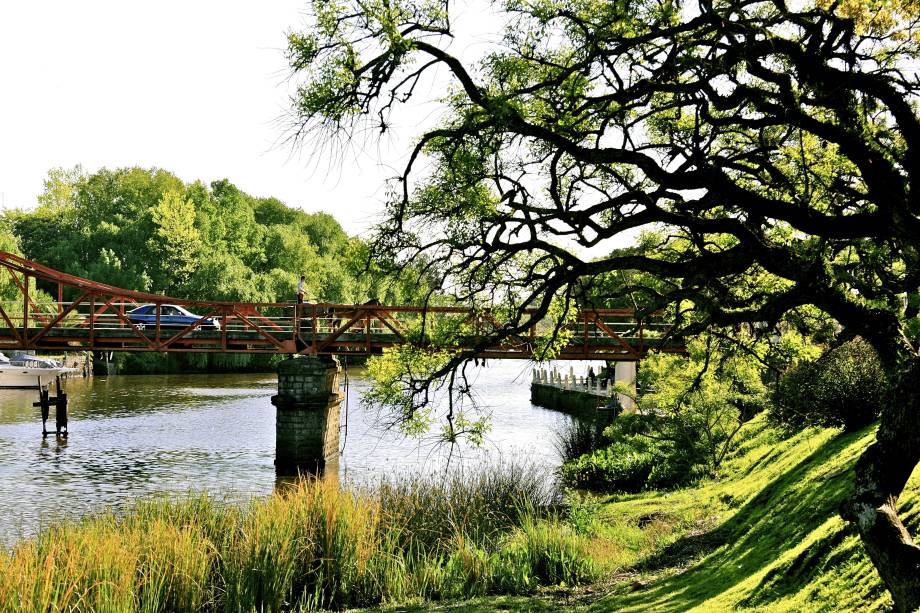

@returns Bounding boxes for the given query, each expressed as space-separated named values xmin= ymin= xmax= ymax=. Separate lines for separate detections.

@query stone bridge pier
xmin=271 ymin=356 xmax=342 ymax=475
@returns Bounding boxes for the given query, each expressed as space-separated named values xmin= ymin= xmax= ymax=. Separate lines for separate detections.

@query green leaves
xmin=148 ymin=190 xmax=202 ymax=295
xmin=364 ymin=345 xmax=452 ymax=437
xmin=10 ymin=166 xmax=434 ymax=307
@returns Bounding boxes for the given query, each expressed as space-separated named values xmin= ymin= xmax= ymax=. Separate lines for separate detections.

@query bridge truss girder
xmin=0 ymin=252 xmax=682 ymax=360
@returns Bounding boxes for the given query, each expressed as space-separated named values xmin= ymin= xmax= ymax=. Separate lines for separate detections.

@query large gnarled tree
xmin=287 ymin=0 xmax=920 ymax=608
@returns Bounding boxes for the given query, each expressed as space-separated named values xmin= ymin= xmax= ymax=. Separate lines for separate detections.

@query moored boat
xmin=0 ymin=353 xmax=78 ymax=388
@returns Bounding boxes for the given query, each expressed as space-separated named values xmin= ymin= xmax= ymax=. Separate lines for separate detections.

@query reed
xmin=554 ymin=416 xmax=603 ymax=464
xmin=372 ymin=459 xmax=557 ymax=555
xmin=0 ymin=463 xmax=594 ymax=612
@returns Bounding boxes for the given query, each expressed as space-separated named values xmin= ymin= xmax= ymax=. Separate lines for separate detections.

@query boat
xmin=0 ymin=353 xmax=78 ymax=388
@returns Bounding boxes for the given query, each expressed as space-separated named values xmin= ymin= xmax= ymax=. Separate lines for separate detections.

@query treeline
xmin=2 ymin=166 xmax=427 ymax=372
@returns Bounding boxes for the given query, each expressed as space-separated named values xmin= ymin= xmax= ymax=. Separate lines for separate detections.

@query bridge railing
xmin=0 ymin=296 xmax=680 ymax=358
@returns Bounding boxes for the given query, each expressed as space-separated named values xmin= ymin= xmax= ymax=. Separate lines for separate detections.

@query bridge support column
xmin=614 ymin=361 xmax=637 ymax=412
xmin=272 ymin=356 xmax=341 ymax=475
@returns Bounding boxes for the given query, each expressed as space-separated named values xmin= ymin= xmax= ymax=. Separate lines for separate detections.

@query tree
xmin=287 ymin=0 xmax=920 ymax=607
xmin=148 ymin=189 xmax=203 ymax=295
xmin=633 ymin=337 xmax=769 ymax=475
xmin=36 ymin=166 xmax=85 ymax=210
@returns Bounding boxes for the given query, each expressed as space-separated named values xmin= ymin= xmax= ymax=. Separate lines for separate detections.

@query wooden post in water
xmin=54 ymin=377 xmax=68 ymax=436
xmin=33 ymin=376 xmax=68 ymax=437
xmin=33 ymin=378 xmax=49 ymax=433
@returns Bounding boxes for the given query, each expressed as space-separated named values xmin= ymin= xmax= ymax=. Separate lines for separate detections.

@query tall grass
xmin=554 ymin=416 xmax=603 ymax=464
xmin=0 ymin=463 xmax=596 ymax=612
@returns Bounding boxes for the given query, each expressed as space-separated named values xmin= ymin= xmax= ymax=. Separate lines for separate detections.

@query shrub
xmin=560 ymin=441 xmax=656 ymax=492
xmin=771 ymin=337 xmax=887 ymax=432
xmin=561 ymin=337 xmax=770 ymax=492
xmin=646 ymin=453 xmax=703 ymax=490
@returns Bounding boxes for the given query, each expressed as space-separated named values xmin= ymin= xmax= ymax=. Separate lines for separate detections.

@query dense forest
xmin=1 ymin=166 xmax=426 ymax=371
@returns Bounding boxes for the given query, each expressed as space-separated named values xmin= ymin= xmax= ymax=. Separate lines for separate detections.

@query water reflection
xmin=0 ymin=361 xmax=584 ymax=545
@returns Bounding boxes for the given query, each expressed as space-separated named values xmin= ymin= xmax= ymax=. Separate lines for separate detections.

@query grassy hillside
xmin=368 ymin=416 xmax=919 ymax=612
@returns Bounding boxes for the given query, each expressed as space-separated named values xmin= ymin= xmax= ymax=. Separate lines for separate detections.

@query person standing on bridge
xmin=297 ymin=275 xmax=306 ymax=304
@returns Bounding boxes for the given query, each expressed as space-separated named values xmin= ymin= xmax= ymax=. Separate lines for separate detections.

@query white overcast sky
xmin=0 ymin=1 xmax=434 ymax=237
xmin=0 ymin=1 xmax=627 ymax=256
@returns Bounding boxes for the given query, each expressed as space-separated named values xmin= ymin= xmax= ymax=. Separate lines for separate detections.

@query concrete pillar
xmin=272 ymin=355 xmax=342 ymax=475
xmin=614 ymin=361 xmax=638 ymax=412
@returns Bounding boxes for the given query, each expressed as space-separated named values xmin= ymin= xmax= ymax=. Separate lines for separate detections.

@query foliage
xmin=287 ymin=0 xmax=920 ymax=363
xmin=0 ymin=465 xmax=597 ymax=611
xmin=365 ymin=343 xmax=496 ymax=443
xmin=287 ymin=1 xmax=920 ymax=603
xmin=562 ymin=337 xmax=768 ymax=492
xmin=148 ymin=189 xmax=202 ymax=295
xmin=635 ymin=338 xmax=769 ymax=472
xmin=6 ymin=166 xmax=434 ymax=372
xmin=10 ymin=167 xmax=346 ymax=302
xmin=561 ymin=440 xmax=657 ymax=492
xmin=772 ymin=337 xmax=888 ymax=432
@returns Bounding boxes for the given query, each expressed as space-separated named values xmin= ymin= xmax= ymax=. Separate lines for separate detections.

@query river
xmin=0 ymin=360 xmax=595 ymax=545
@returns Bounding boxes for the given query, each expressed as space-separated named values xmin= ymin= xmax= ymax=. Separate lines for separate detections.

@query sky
xmin=0 ymin=1 xmax=421 ymax=237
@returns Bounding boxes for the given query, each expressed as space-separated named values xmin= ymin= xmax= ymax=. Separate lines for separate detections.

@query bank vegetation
xmin=0 ymin=465 xmax=597 ymax=612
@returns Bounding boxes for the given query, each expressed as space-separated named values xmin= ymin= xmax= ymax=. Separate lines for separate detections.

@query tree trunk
xmin=842 ymin=358 xmax=920 ymax=612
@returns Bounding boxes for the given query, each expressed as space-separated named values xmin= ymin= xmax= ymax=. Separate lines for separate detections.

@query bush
xmin=561 ymin=337 xmax=771 ymax=492
xmin=646 ymin=454 xmax=703 ymax=490
xmin=771 ymin=337 xmax=887 ymax=432
xmin=560 ymin=441 xmax=656 ymax=492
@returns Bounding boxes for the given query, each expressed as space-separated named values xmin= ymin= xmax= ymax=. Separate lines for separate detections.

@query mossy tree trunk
xmin=844 ymin=358 xmax=920 ymax=612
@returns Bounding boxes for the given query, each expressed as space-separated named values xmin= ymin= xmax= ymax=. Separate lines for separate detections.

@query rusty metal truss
xmin=0 ymin=252 xmax=683 ymax=360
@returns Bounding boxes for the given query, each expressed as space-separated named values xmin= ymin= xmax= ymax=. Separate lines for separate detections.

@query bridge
xmin=2 ymin=250 xmax=684 ymax=472
xmin=0 ymin=251 xmax=681 ymax=361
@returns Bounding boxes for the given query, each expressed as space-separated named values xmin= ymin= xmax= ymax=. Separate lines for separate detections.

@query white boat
xmin=0 ymin=353 xmax=78 ymax=388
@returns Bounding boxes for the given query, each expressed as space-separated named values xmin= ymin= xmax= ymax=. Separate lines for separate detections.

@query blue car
xmin=126 ymin=304 xmax=220 ymax=331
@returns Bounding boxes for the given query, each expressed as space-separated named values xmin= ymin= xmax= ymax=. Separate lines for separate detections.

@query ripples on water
xmin=0 ymin=360 xmax=598 ymax=544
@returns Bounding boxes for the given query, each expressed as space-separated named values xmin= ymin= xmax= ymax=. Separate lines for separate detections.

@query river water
xmin=0 ymin=360 xmax=593 ymax=545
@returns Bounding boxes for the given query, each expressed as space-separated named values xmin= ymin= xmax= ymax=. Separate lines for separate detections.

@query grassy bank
xmin=380 ymin=415 xmax=919 ymax=612
xmin=3 ymin=417 xmax=917 ymax=611
xmin=0 ymin=465 xmax=597 ymax=612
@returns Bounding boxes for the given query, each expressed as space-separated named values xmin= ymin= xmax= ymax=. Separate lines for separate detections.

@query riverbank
xmin=358 ymin=414 xmax=918 ymax=612
xmin=0 ymin=366 xmax=573 ymax=544
xmin=0 ymin=413 xmax=912 ymax=610
xmin=0 ymin=465 xmax=598 ymax=611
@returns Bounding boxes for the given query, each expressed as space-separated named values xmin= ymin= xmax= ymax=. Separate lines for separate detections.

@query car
xmin=126 ymin=304 xmax=220 ymax=331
